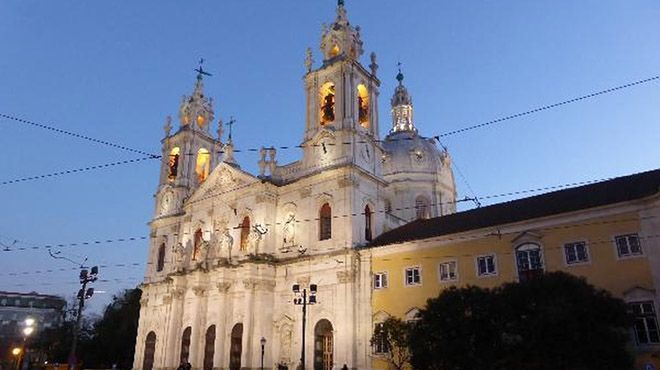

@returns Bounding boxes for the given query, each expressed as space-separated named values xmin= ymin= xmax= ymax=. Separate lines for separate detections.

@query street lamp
xmin=260 ymin=337 xmax=266 ymax=370
xmin=69 ymin=266 xmax=99 ymax=370
xmin=292 ymin=283 xmax=318 ymax=370
xmin=19 ymin=317 xmax=35 ymax=370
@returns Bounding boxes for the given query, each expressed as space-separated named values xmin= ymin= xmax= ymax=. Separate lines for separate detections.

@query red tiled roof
xmin=369 ymin=168 xmax=660 ymax=247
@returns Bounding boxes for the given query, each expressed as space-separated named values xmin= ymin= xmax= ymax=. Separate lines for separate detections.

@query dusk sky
xmin=1 ymin=0 xmax=659 ymax=312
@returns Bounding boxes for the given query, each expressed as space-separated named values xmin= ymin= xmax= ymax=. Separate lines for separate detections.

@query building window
xmin=439 ymin=261 xmax=458 ymax=282
xmin=373 ymin=323 xmax=389 ymax=354
xmin=415 ymin=196 xmax=430 ymax=220
xmin=196 ymin=148 xmax=211 ymax=183
xmin=240 ymin=217 xmax=250 ymax=251
xmin=564 ymin=241 xmax=589 ymax=265
xmin=374 ymin=272 xmax=388 ymax=289
xmin=476 ymin=255 xmax=497 ymax=277
xmin=168 ymin=147 xmax=180 ymax=181
xmin=319 ymin=203 xmax=332 ymax=240
xmin=320 ymin=82 xmax=336 ymax=125
xmin=357 ymin=84 xmax=369 ymax=128
xmin=156 ymin=243 xmax=166 ymax=272
xmin=630 ymin=301 xmax=660 ymax=345
xmin=516 ymin=243 xmax=544 ymax=282
xmin=364 ymin=205 xmax=372 ymax=242
xmin=405 ymin=266 xmax=421 ymax=286
xmin=193 ymin=229 xmax=203 ymax=260
xmin=615 ymin=234 xmax=643 ymax=258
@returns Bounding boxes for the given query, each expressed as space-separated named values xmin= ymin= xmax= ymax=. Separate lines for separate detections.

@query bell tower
xmin=301 ymin=1 xmax=381 ymax=172
xmin=155 ymin=68 xmax=220 ymax=219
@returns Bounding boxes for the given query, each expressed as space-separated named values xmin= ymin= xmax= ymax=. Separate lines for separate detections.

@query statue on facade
xmin=282 ymin=214 xmax=296 ymax=249
xmin=369 ymin=51 xmax=378 ymax=76
xmin=220 ymin=228 xmax=234 ymax=262
xmin=172 ymin=242 xmax=186 ymax=271
xmin=305 ymin=47 xmax=314 ymax=73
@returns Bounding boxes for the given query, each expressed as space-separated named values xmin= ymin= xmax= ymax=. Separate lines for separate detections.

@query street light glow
xmin=23 ymin=326 xmax=34 ymax=336
xmin=12 ymin=347 xmax=21 ymax=356
xmin=25 ymin=318 xmax=35 ymax=327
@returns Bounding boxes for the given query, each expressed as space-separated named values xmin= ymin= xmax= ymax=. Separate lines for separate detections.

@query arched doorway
xmin=203 ymin=325 xmax=216 ymax=370
xmin=142 ymin=331 xmax=156 ymax=370
xmin=180 ymin=326 xmax=192 ymax=363
xmin=314 ymin=319 xmax=333 ymax=370
xmin=229 ymin=323 xmax=243 ymax=370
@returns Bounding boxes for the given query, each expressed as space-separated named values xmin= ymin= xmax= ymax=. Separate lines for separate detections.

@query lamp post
xmin=292 ymin=283 xmax=318 ymax=370
xmin=12 ymin=347 xmax=22 ymax=370
xmin=260 ymin=337 xmax=266 ymax=370
xmin=68 ymin=266 xmax=99 ymax=370
xmin=20 ymin=317 xmax=35 ymax=370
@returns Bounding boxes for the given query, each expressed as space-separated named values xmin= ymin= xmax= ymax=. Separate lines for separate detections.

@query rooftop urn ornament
xmin=217 ymin=118 xmax=224 ymax=141
xmin=369 ymin=52 xmax=378 ymax=76
xmin=164 ymin=116 xmax=173 ymax=137
xmin=305 ymin=47 xmax=314 ymax=73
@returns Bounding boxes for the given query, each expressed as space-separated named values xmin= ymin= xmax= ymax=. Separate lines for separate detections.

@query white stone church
xmin=133 ymin=3 xmax=456 ymax=370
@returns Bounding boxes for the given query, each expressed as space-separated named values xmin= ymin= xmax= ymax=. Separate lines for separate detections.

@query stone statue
xmin=282 ymin=213 xmax=296 ymax=248
xmin=305 ymin=47 xmax=313 ymax=73
xmin=221 ymin=228 xmax=234 ymax=261
xmin=172 ymin=242 xmax=185 ymax=271
xmin=164 ymin=116 xmax=173 ymax=137
xmin=217 ymin=118 xmax=224 ymax=141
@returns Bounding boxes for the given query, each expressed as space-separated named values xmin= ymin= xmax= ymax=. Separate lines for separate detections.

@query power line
xmin=1 ymin=113 xmax=159 ymax=157
xmin=0 ymin=236 xmax=148 ymax=252
xmin=0 ymin=156 xmax=158 ymax=186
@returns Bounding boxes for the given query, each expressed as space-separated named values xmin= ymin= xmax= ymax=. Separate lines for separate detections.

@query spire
xmin=390 ymin=63 xmax=417 ymax=134
xmin=178 ymin=60 xmax=215 ymax=132
xmin=320 ymin=0 xmax=363 ymax=63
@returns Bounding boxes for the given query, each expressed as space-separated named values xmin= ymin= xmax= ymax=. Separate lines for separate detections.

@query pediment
xmin=188 ymin=162 xmax=258 ymax=203
xmin=623 ymin=286 xmax=656 ymax=301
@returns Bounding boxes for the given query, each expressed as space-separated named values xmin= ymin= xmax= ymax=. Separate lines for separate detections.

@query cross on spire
xmin=338 ymin=0 xmax=345 ymax=7
xmin=225 ymin=116 xmax=236 ymax=141
xmin=194 ymin=58 xmax=213 ymax=80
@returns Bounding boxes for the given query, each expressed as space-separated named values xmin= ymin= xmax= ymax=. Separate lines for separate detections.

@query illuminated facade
xmin=133 ymin=3 xmax=456 ymax=370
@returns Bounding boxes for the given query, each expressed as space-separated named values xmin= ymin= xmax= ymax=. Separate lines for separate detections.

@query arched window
xmin=240 ymin=217 xmax=250 ymax=251
xmin=203 ymin=325 xmax=216 ymax=370
xmin=357 ymin=84 xmax=369 ymax=128
xmin=364 ymin=205 xmax=372 ymax=242
xmin=156 ymin=243 xmax=166 ymax=272
xmin=168 ymin=147 xmax=180 ymax=181
xmin=193 ymin=229 xmax=203 ymax=261
xmin=516 ymin=243 xmax=544 ymax=282
xmin=314 ymin=319 xmax=334 ymax=370
xmin=142 ymin=331 xmax=157 ymax=370
xmin=415 ymin=196 xmax=431 ymax=220
xmin=320 ymin=82 xmax=336 ymax=125
xmin=196 ymin=148 xmax=211 ymax=183
xmin=229 ymin=323 xmax=243 ymax=370
xmin=319 ymin=203 xmax=332 ymax=241
xmin=180 ymin=326 xmax=192 ymax=363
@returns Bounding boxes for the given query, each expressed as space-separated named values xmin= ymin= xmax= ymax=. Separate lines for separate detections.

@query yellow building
xmin=366 ymin=169 xmax=660 ymax=369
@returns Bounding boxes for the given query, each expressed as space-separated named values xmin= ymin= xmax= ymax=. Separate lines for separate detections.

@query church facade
xmin=133 ymin=3 xmax=456 ymax=370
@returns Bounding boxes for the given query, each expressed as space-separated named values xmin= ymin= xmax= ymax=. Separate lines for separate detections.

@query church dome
xmin=382 ymin=130 xmax=447 ymax=176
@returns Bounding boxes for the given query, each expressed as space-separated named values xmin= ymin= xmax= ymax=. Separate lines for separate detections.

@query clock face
xmin=160 ymin=191 xmax=173 ymax=215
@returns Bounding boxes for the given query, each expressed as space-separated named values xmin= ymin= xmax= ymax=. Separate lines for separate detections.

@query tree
xmin=410 ymin=272 xmax=633 ymax=370
xmin=371 ymin=317 xmax=412 ymax=370
xmin=81 ymin=288 xmax=142 ymax=369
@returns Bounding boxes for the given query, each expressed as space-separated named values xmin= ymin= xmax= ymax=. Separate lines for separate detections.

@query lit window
xmin=168 ymin=147 xmax=180 ymax=181
xmin=195 ymin=148 xmax=211 ymax=183
xmin=476 ymin=255 xmax=497 ymax=277
xmin=615 ymin=234 xmax=643 ymax=257
xmin=320 ymin=82 xmax=336 ymax=125
xmin=564 ymin=241 xmax=589 ymax=264
xmin=439 ymin=261 xmax=458 ymax=282
xmin=319 ymin=203 xmax=332 ymax=241
xmin=630 ymin=301 xmax=660 ymax=345
xmin=373 ymin=272 xmax=388 ymax=289
xmin=357 ymin=84 xmax=369 ymax=128
xmin=405 ymin=267 xmax=421 ymax=286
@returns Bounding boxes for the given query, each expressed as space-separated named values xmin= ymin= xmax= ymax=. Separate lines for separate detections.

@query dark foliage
xmin=410 ymin=272 xmax=633 ymax=370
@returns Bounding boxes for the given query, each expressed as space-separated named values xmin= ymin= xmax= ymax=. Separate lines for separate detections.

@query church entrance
xmin=313 ymin=320 xmax=333 ymax=370
xmin=229 ymin=323 xmax=243 ymax=370
xmin=142 ymin=331 xmax=156 ymax=370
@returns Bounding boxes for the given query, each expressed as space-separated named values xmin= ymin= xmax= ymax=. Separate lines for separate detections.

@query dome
xmin=381 ymin=131 xmax=447 ymax=176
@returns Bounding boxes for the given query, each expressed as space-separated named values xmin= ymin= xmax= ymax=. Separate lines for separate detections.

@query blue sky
xmin=1 ymin=1 xmax=659 ymax=311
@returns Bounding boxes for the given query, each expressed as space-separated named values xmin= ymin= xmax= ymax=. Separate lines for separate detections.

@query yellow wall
xmin=371 ymin=210 xmax=659 ymax=368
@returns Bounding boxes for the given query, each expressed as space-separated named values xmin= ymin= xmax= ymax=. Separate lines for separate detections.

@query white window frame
xmin=563 ymin=241 xmax=590 ymax=265
xmin=629 ymin=301 xmax=660 ymax=345
xmin=475 ymin=254 xmax=497 ymax=277
xmin=373 ymin=272 xmax=389 ymax=290
xmin=614 ymin=233 xmax=643 ymax=259
xmin=438 ymin=260 xmax=458 ymax=282
xmin=404 ymin=266 xmax=422 ymax=287
xmin=373 ymin=322 xmax=389 ymax=354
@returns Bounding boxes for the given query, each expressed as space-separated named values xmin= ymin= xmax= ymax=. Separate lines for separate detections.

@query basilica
xmin=133 ymin=2 xmax=456 ymax=370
